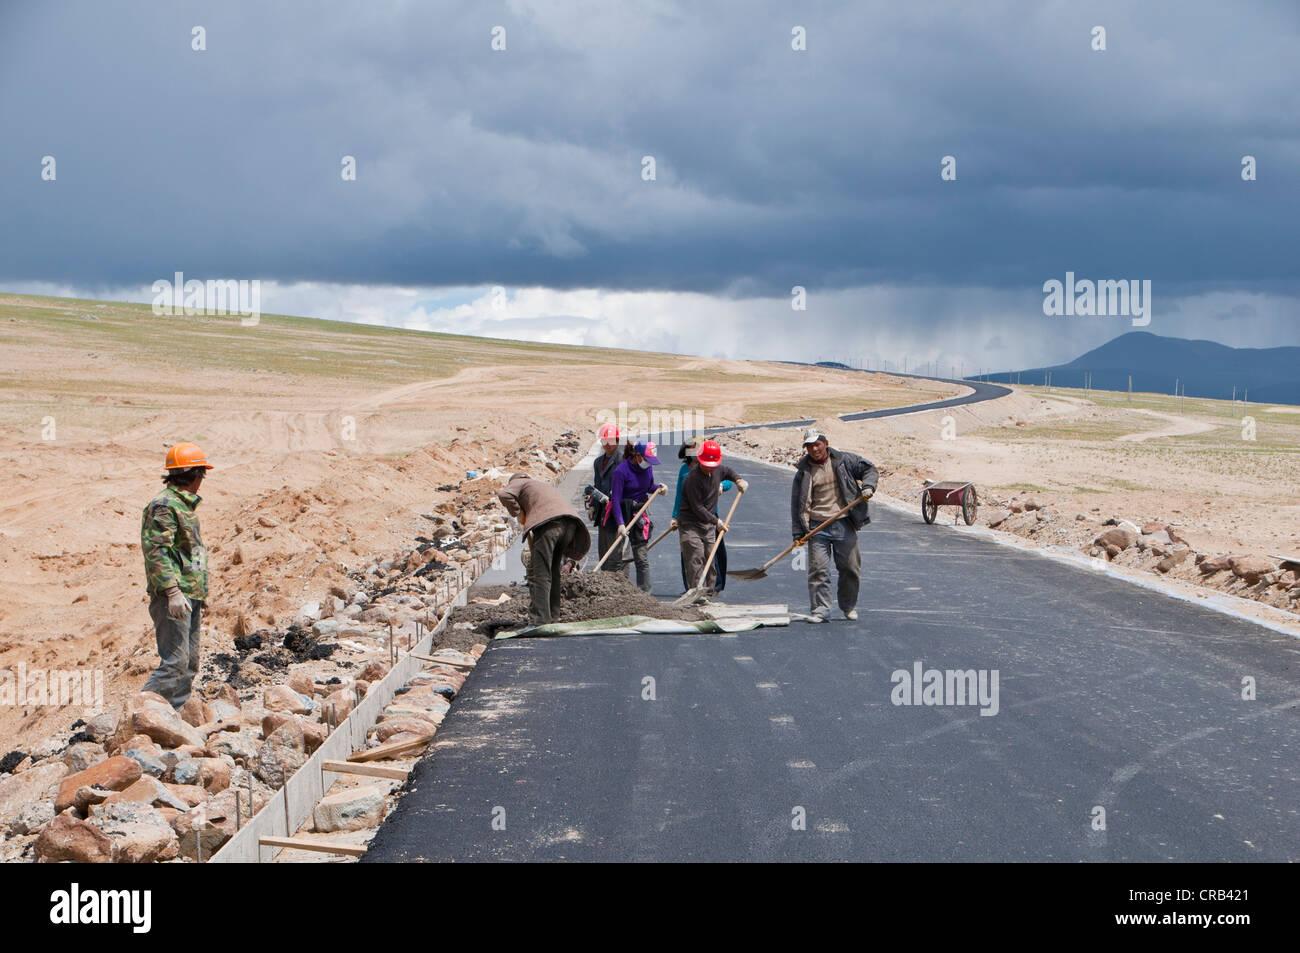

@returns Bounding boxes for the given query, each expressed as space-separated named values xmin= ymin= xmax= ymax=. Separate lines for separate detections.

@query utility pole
xmin=1128 ymin=375 xmax=1132 ymax=403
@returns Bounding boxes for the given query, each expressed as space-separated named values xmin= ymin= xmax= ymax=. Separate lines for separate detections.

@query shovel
xmin=674 ymin=490 xmax=744 ymax=606
xmin=647 ymin=523 xmax=677 ymax=552
xmin=592 ymin=484 xmax=666 ymax=571
xmin=728 ymin=493 xmax=869 ymax=581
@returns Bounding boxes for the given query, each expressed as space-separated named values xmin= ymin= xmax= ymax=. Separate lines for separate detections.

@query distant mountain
xmin=979 ymin=331 xmax=1300 ymax=405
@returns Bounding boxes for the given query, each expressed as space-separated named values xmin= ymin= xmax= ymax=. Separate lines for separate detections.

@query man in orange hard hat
xmin=140 ymin=442 xmax=213 ymax=708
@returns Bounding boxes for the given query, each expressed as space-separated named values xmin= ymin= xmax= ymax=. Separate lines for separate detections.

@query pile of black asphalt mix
xmin=451 ymin=571 xmax=706 ymax=634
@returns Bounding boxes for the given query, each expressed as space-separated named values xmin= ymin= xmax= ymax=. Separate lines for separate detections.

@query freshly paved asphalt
xmin=706 ymin=375 xmax=1012 ymax=433
xmin=365 ymin=444 xmax=1299 ymax=862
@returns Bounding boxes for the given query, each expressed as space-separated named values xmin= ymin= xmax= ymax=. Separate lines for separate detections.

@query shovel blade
xmin=672 ymin=587 xmax=709 ymax=607
xmin=726 ymin=568 xmax=768 ymax=581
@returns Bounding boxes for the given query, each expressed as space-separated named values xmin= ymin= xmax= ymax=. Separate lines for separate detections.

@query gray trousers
xmin=527 ymin=520 xmax=577 ymax=625
xmin=143 ymin=592 xmax=202 ymax=709
xmin=679 ymin=521 xmax=718 ymax=592
xmin=807 ymin=518 xmax=861 ymax=617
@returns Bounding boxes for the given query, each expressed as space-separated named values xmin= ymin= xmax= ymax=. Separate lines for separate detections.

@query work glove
xmin=717 ymin=520 xmax=730 ymax=534
xmin=669 ymin=518 xmax=678 ymax=531
xmin=165 ymin=586 xmax=189 ymax=620
xmin=736 ymin=479 xmax=749 ymax=493
xmin=862 ymin=486 xmax=876 ymax=500
xmin=616 ymin=523 xmax=628 ymax=537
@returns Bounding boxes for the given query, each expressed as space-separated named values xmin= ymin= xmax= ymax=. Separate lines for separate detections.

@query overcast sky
xmin=2 ymin=1 xmax=1297 ymax=373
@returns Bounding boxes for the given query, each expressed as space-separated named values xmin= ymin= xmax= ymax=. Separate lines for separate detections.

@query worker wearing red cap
xmin=586 ymin=423 xmax=626 ymax=573
xmin=140 ymin=442 xmax=213 ymax=708
xmin=677 ymin=439 xmax=747 ymax=595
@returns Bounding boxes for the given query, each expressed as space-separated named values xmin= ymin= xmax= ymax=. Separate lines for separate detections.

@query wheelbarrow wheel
xmin=962 ymin=486 xmax=978 ymax=525
xmin=922 ymin=493 xmax=938 ymax=524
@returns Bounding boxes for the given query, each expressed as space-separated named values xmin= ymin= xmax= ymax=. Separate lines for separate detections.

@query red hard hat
xmin=698 ymin=439 xmax=722 ymax=468
xmin=598 ymin=423 xmax=620 ymax=440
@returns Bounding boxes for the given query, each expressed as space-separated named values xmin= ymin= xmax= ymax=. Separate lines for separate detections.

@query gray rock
xmin=123 ymin=748 xmax=167 ymax=778
xmin=312 ymin=619 xmax=341 ymax=639
xmin=12 ymin=799 xmax=56 ymax=835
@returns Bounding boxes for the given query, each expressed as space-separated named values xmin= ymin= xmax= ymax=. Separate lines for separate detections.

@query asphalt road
xmin=365 ymin=446 xmax=1300 ymax=862
xmin=707 ymin=375 xmax=1012 ymax=433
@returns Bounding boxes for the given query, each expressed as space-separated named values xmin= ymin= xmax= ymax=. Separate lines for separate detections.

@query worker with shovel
xmin=140 ymin=442 xmax=213 ymax=709
xmin=497 ymin=473 xmax=591 ymax=626
xmin=671 ymin=437 xmax=735 ymax=592
xmin=586 ymin=423 xmax=626 ymax=574
xmin=790 ymin=429 xmax=878 ymax=622
xmin=678 ymin=439 xmax=747 ymax=598
xmin=608 ymin=441 xmax=665 ymax=592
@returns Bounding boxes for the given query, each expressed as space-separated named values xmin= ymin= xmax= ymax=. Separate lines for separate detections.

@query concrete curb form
xmin=209 ymin=529 xmax=510 ymax=863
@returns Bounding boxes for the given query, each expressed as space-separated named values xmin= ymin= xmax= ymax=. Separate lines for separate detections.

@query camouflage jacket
xmin=141 ymin=485 xmax=208 ymax=600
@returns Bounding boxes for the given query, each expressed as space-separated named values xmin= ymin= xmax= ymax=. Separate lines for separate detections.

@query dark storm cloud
xmin=1 ymin=0 xmax=1297 ymax=300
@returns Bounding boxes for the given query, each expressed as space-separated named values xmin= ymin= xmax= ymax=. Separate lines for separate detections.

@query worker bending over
xmin=498 ymin=473 xmax=591 ymax=626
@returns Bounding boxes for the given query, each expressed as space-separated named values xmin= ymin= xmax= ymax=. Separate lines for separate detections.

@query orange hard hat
xmin=698 ymin=439 xmax=722 ymax=468
xmin=165 ymin=442 xmax=214 ymax=470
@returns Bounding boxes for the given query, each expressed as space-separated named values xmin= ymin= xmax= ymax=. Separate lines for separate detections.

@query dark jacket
xmin=593 ymin=449 xmax=623 ymax=496
xmin=680 ymin=464 xmax=741 ymax=528
xmin=791 ymin=448 xmax=878 ymax=538
xmin=497 ymin=475 xmax=591 ymax=560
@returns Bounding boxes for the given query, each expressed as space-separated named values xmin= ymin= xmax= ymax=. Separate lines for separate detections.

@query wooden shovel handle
xmin=695 ymin=489 xmax=744 ymax=590
xmin=593 ymin=485 xmax=665 ymax=570
xmin=761 ymin=493 xmax=869 ymax=572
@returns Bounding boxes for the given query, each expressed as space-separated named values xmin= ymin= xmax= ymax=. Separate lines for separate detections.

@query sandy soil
xmin=0 ymin=294 xmax=957 ymax=756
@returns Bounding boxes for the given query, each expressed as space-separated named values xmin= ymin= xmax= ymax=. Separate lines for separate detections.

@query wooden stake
xmin=258 ymin=835 xmax=367 ymax=858
xmin=322 ymin=760 xmax=409 ymax=781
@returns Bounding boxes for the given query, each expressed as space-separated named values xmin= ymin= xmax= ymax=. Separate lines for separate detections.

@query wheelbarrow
xmin=921 ymin=480 xmax=978 ymax=525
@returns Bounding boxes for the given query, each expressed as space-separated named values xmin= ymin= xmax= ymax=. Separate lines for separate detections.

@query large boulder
xmin=132 ymin=702 xmax=205 ymax=749
xmin=179 ymin=696 xmax=215 ymax=728
xmin=1095 ymin=527 xmax=1138 ymax=553
xmin=253 ymin=722 xmax=307 ymax=788
xmin=205 ymin=731 xmax=260 ymax=763
xmin=173 ymin=786 xmax=265 ymax=860
xmin=375 ymin=718 xmax=439 ymax=742
xmin=34 ymin=814 xmax=116 ymax=863
xmin=89 ymin=802 xmax=179 ymax=863
xmin=1199 ymin=554 xmax=1233 ymax=573
xmin=263 ymin=685 xmax=312 ymax=715
xmin=55 ymin=756 xmax=142 ymax=813
xmin=98 ymin=775 xmax=192 ymax=812
xmin=312 ymin=785 xmax=387 ymax=833
xmin=1229 ymin=555 xmax=1277 ymax=584
xmin=1156 ymin=547 xmax=1190 ymax=573
xmin=62 ymin=741 xmax=108 ymax=774
xmin=12 ymin=799 xmax=56 ymax=835
xmin=107 ymin=692 xmax=172 ymax=753
xmin=0 ymin=760 xmax=68 ymax=827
